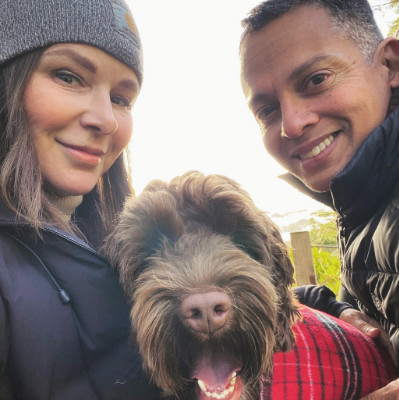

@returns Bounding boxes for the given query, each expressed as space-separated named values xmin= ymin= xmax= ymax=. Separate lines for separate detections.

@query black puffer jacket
xmin=284 ymin=107 xmax=399 ymax=361
xmin=0 ymin=202 xmax=160 ymax=399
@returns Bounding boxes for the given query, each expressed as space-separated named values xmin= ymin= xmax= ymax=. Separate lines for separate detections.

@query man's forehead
xmin=240 ymin=4 xmax=338 ymax=53
xmin=240 ymin=5 xmax=357 ymax=84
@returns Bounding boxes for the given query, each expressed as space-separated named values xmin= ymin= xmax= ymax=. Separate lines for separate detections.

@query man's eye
xmin=301 ymin=71 xmax=332 ymax=94
xmin=256 ymin=105 xmax=279 ymax=122
xmin=304 ymin=71 xmax=333 ymax=92
xmin=309 ymin=73 xmax=327 ymax=86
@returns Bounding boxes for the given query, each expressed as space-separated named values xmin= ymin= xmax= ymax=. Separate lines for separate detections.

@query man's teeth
xmin=197 ymin=373 xmax=237 ymax=399
xmin=301 ymin=135 xmax=334 ymax=160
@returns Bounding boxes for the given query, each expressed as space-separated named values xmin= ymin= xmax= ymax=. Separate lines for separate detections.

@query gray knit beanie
xmin=0 ymin=0 xmax=143 ymax=85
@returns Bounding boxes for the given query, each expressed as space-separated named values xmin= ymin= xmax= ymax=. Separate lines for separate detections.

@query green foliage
xmin=288 ymin=209 xmax=341 ymax=295
xmin=312 ymin=246 xmax=341 ymax=295
xmin=370 ymin=1 xmax=399 ymax=37
xmin=308 ymin=210 xmax=338 ymax=249
xmin=309 ymin=209 xmax=341 ymax=294
xmin=387 ymin=1 xmax=399 ymax=36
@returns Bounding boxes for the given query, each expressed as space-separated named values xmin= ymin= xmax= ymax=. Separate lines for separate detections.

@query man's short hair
xmin=240 ymin=0 xmax=383 ymax=62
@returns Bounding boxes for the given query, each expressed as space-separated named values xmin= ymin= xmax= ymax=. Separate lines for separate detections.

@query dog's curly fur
xmin=104 ymin=171 xmax=300 ymax=399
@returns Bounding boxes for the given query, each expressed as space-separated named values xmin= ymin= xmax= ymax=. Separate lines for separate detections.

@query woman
xmin=0 ymin=0 xmax=159 ymax=398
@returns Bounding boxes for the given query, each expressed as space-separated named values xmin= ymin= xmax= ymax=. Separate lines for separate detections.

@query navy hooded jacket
xmin=284 ymin=106 xmax=399 ymax=363
xmin=0 ymin=201 xmax=160 ymax=399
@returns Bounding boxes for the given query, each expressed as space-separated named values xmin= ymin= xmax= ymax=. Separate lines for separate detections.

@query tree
xmin=371 ymin=1 xmax=399 ymax=36
xmin=389 ymin=0 xmax=399 ymax=35
xmin=308 ymin=210 xmax=338 ymax=250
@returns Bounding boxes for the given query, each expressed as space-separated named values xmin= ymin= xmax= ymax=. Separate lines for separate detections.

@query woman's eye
xmin=111 ymin=96 xmax=131 ymax=109
xmin=54 ymin=70 xmax=81 ymax=85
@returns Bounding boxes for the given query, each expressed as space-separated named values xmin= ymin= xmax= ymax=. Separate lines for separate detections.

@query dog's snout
xmin=181 ymin=291 xmax=231 ymax=334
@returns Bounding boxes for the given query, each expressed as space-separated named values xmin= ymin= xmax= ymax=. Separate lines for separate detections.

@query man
xmin=240 ymin=1 xmax=399 ymax=398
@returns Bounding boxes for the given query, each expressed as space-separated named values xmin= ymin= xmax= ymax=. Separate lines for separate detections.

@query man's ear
xmin=380 ymin=37 xmax=399 ymax=89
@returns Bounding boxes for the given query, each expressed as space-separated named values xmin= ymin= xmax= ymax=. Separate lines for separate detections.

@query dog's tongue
xmin=191 ymin=349 xmax=242 ymax=399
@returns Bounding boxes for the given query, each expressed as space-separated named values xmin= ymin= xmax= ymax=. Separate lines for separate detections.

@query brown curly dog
xmin=104 ymin=171 xmax=395 ymax=400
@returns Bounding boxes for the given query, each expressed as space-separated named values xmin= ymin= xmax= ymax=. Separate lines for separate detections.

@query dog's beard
xmin=184 ymin=318 xmax=274 ymax=400
xmin=133 ymin=300 xmax=275 ymax=400
xmin=130 ymin=237 xmax=280 ymax=400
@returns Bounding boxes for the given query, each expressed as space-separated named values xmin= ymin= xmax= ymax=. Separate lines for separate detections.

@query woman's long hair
xmin=0 ymin=48 xmax=134 ymax=247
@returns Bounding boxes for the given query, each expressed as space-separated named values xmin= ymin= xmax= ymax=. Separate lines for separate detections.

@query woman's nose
xmin=80 ymin=92 xmax=118 ymax=135
xmin=280 ymin=97 xmax=319 ymax=139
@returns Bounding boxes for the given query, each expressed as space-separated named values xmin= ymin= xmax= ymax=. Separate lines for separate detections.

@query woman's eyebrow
xmin=119 ymin=79 xmax=139 ymax=92
xmin=43 ymin=48 xmax=97 ymax=73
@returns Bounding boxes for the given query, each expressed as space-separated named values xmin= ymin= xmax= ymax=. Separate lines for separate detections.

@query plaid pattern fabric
xmin=263 ymin=306 xmax=397 ymax=400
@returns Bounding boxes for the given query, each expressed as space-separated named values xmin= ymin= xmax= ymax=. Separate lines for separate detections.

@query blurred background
xmin=126 ymin=0 xmax=396 ymax=237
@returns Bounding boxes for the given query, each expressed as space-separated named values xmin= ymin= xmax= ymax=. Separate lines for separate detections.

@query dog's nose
xmin=181 ymin=291 xmax=231 ymax=334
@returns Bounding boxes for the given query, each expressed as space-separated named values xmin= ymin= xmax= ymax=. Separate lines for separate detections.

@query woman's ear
xmin=381 ymin=37 xmax=399 ymax=89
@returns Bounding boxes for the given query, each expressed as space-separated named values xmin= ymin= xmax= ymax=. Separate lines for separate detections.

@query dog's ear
xmin=103 ymin=180 xmax=184 ymax=299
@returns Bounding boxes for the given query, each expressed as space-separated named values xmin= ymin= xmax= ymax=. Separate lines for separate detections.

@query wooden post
xmin=290 ymin=231 xmax=317 ymax=286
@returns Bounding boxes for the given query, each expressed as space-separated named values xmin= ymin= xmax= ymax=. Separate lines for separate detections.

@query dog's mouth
xmin=194 ymin=371 xmax=242 ymax=400
xmin=191 ymin=348 xmax=243 ymax=400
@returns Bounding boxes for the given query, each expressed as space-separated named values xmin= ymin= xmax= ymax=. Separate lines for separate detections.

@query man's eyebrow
xmin=248 ymin=92 xmax=272 ymax=111
xmin=43 ymin=48 xmax=97 ymax=73
xmin=288 ymin=54 xmax=333 ymax=81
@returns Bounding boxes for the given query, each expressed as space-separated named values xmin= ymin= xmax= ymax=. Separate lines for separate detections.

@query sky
xmin=126 ymin=1 xmax=394 ymax=228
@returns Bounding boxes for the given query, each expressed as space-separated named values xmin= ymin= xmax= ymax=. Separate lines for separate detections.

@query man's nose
xmin=280 ymin=97 xmax=319 ymax=139
xmin=80 ymin=92 xmax=118 ymax=135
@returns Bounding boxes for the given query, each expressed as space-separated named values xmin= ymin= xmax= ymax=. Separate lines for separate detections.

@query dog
xmin=104 ymin=171 xmax=396 ymax=400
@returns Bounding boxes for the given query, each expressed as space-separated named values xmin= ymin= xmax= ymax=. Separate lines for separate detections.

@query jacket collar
xmin=0 ymin=195 xmax=97 ymax=252
xmin=0 ymin=196 xmax=24 ymax=224
xmin=281 ymin=106 xmax=399 ymax=225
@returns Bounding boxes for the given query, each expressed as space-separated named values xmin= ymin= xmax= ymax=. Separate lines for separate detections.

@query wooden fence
xmin=290 ymin=231 xmax=317 ymax=286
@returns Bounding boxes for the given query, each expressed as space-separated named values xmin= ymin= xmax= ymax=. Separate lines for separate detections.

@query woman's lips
xmin=59 ymin=141 xmax=104 ymax=166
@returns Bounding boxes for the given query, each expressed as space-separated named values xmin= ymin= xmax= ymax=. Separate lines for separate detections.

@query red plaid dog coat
xmin=263 ymin=306 xmax=397 ymax=399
